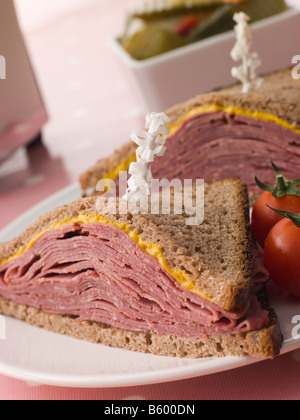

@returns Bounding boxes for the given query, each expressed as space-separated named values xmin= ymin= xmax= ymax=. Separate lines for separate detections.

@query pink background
xmin=0 ymin=0 xmax=299 ymax=400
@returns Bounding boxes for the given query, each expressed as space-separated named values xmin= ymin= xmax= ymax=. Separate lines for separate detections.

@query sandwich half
xmin=0 ymin=178 xmax=282 ymax=358
xmin=79 ymin=69 xmax=300 ymax=197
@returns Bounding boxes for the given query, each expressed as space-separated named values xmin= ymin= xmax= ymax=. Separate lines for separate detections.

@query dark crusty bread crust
xmin=79 ymin=68 xmax=300 ymax=191
xmin=0 ymin=288 xmax=283 ymax=359
xmin=0 ymin=178 xmax=252 ymax=312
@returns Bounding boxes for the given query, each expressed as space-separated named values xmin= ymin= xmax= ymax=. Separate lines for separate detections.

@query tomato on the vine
xmin=251 ymin=163 xmax=300 ymax=248
xmin=264 ymin=208 xmax=300 ymax=297
xmin=252 ymin=191 xmax=300 ymax=248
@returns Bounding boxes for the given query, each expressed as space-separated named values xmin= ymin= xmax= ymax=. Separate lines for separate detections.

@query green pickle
xmin=193 ymin=0 xmax=287 ymax=41
xmin=121 ymin=0 xmax=287 ymax=60
xmin=122 ymin=25 xmax=187 ymax=60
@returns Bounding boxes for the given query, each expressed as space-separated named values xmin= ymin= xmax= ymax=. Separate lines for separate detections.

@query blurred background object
xmin=113 ymin=0 xmax=300 ymax=110
xmin=0 ymin=0 xmax=48 ymax=163
xmin=121 ymin=0 xmax=288 ymax=60
xmin=0 ymin=0 xmax=145 ymax=229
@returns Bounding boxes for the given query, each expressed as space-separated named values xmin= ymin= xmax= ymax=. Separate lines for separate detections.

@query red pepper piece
xmin=175 ymin=16 xmax=200 ymax=37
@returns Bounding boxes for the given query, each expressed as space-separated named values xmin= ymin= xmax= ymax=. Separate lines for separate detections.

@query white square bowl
xmin=110 ymin=8 xmax=300 ymax=111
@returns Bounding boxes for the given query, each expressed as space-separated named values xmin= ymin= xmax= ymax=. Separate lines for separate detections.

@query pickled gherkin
xmin=121 ymin=0 xmax=287 ymax=60
xmin=193 ymin=0 xmax=288 ymax=41
xmin=122 ymin=26 xmax=187 ymax=60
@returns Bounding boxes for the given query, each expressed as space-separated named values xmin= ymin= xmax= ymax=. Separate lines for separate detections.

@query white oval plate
xmin=0 ymin=183 xmax=299 ymax=388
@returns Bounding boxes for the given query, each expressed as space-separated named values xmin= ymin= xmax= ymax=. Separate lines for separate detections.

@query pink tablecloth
xmin=0 ymin=0 xmax=299 ymax=400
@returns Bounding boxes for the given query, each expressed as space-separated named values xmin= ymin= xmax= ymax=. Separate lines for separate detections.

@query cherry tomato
xmin=264 ymin=217 xmax=300 ymax=297
xmin=251 ymin=191 xmax=300 ymax=248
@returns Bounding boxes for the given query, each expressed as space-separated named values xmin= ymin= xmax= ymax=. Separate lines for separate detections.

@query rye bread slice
xmin=0 ymin=286 xmax=282 ymax=359
xmin=0 ymin=178 xmax=251 ymax=311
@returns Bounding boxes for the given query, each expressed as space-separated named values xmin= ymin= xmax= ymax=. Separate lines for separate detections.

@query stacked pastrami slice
xmin=0 ymin=223 xmax=268 ymax=339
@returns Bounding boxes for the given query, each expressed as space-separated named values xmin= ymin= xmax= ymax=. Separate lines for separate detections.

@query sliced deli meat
xmin=151 ymin=111 xmax=300 ymax=192
xmin=0 ymin=222 xmax=269 ymax=339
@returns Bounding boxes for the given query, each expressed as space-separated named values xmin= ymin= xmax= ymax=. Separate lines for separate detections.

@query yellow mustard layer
xmin=103 ymin=153 xmax=137 ymax=184
xmin=167 ymin=104 xmax=300 ymax=137
xmin=0 ymin=214 xmax=213 ymax=302
xmin=101 ymin=104 xmax=300 ymax=181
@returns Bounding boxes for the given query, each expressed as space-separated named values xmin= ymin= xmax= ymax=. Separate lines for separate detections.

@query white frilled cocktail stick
xmin=123 ymin=112 xmax=171 ymax=204
xmin=231 ymin=12 xmax=263 ymax=94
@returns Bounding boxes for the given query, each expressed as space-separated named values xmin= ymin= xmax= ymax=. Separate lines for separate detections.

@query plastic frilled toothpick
xmin=231 ymin=12 xmax=263 ymax=93
xmin=123 ymin=112 xmax=171 ymax=204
